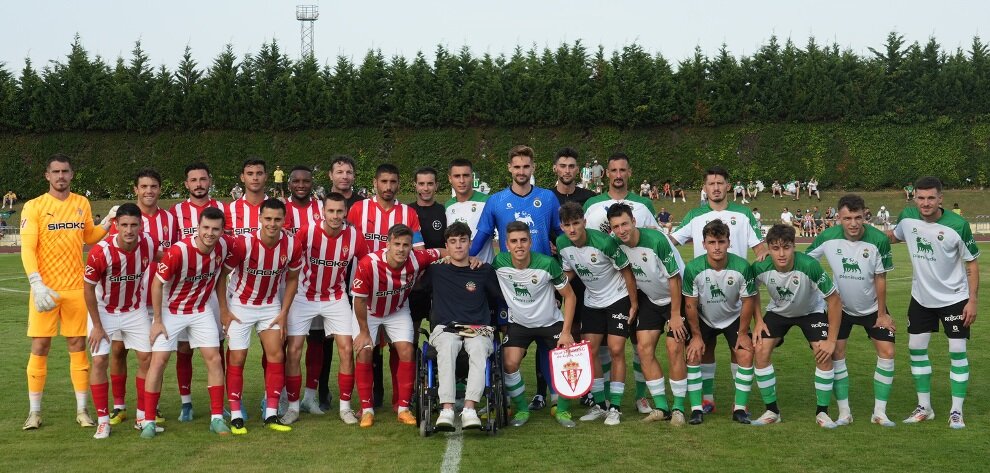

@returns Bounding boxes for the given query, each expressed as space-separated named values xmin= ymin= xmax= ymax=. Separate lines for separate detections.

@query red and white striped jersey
xmin=297 ymin=224 xmax=369 ymax=301
xmin=156 ymin=235 xmax=231 ymax=315
xmin=351 ymin=248 xmax=441 ymax=317
xmin=225 ymin=231 xmax=303 ymax=306
xmin=110 ymin=207 xmax=179 ymax=251
xmin=284 ymin=197 xmax=323 ymax=235
xmin=225 ymin=195 xmax=268 ymax=236
xmin=84 ymin=233 xmax=158 ymax=314
xmin=346 ymin=197 xmax=423 ymax=253
xmin=171 ymin=199 xmax=226 ymax=238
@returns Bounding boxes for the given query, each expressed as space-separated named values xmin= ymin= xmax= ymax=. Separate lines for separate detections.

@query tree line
xmin=0 ymin=32 xmax=989 ymax=132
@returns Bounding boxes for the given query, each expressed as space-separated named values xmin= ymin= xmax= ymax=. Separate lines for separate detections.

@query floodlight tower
xmin=296 ymin=5 xmax=319 ymax=59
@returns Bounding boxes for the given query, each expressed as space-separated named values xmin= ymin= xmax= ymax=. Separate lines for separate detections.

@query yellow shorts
xmin=27 ymin=289 xmax=87 ymax=338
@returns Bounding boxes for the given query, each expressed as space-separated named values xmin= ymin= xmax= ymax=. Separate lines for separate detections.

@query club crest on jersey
xmin=533 ymin=199 xmax=542 ymax=208
xmin=506 ymin=202 xmax=513 ymax=209
xmin=342 ymin=246 xmax=350 ymax=257
xmin=730 ymin=217 xmax=737 ymax=226
xmin=791 ymin=276 xmax=800 ymax=286
xmin=280 ymin=255 xmax=288 ymax=265
xmin=215 ymin=255 xmax=222 ymax=264
xmin=432 ymin=220 xmax=442 ymax=231
xmin=640 ymin=252 xmax=647 ymax=262
xmin=937 ymin=231 xmax=945 ymax=241
xmin=142 ymin=257 xmax=149 ymax=267
xmin=590 ymin=253 xmax=598 ymax=263
xmin=836 ymin=248 xmax=843 ymax=255
xmin=471 ymin=203 xmax=477 ymax=213
xmin=727 ymin=276 xmax=735 ymax=286
xmin=531 ymin=276 xmax=538 ymax=285
xmin=862 ymin=249 xmax=870 ymax=259
xmin=465 ymin=281 xmax=477 ymax=292
xmin=77 ymin=208 xmax=82 ymax=216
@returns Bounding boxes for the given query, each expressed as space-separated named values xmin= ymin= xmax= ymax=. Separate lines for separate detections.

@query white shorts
xmin=177 ymin=292 xmax=224 ymax=343
xmin=226 ymin=301 xmax=281 ymax=350
xmin=111 ymin=307 xmax=152 ymax=342
xmin=353 ymin=304 xmax=414 ymax=345
xmin=89 ymin=308 xmax=152 ymax=355
xmin=287 ymin=296 xmax=352 ymax=337
xmin=153 ymin=307 xmax=221 ymax=352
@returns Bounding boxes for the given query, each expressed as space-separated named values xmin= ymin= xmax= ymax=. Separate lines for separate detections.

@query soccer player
xmin=890 ymin=176 xmax=979 ymax=429
xmin=330 ymin=154 xmax=364 ymax=210
xmin=806 ymin=194 xmax=896 ymax=427
xmin=142 ymin=207 xmax=231 ymax=438
xmin=446 ymin=159 xmax=492 ymax=263
xmin=606 ymin=203 xmax=690 ymax=424
xmin=348 ymin=163 xmax=423 ymax=410
xmin=556 ymin=203 xmax=638 ymax=426
xmin=85 ymin=203 xmax=157 ymax=439
xmin=170 ymin=162 xmax=225 ymax=421
xmin=284 ymin=192 xmax=369 ymax=425
xmin=670 ymin=166 xmax=766 ymax=414
xmin=582 ymin=152 xmax=659 ymax=235
xmin=430 ymin=222 xmax=502 ymax=430
xmin=283 ymin=165 xmax=324 ymax=235
xmin=408 ymin=167 xmax=447 ymax=346
xmin=105 ymin=168 xmax=179 ymax=427
xmin=226 ymin=158 xmax=268 ymax=235
xmin=552 ymin=148 xmax=597 ymax=207
xmin=351 ymin=224 xmax=442 ymax=427
xmin=682 ymin=220 xmax=758 ymax=425
xmin=21 ymin=154 xmax=115 ymax=430
xmin=750 ymin=224 xmax=842 ymax=428
xmin=496 ymin=221 xmax=578 ymax=428
xmin=218 ymin=199 xmax=300 ymax=434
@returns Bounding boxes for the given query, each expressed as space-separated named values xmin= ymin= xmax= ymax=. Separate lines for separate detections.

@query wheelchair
xmin=412 ymin=325 xmax=508 ymax=437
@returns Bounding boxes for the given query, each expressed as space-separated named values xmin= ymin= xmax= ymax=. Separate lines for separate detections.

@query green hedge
xmin=2 ymin=122 xmax=988 ymax=198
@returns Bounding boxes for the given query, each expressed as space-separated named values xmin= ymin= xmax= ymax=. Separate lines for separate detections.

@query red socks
xmin=135 ymin=377 xmax=146 ymax=413
xmin=91 ymin=382 xmax=109 ymax=418
xmin=176 ymin=351 xmax=193 ymax=396
xmin=110 ymin=374 xmax=126 ymax=406
xmin=396 ymin=361 xmax=415 ymax=409
xmin=356 ymin=362 xmax=374 ymax=410
xmin=265 ymin=361 xmax=285 ymax=410
xmin=286 ymin=375 xmax=302 ymax=402
xmin=145 ymin=391 xmax=162 ymax=421
xmin=338 ymin=372 xmax=354 ymax=402
xmin=389 ymin=346 xmax=399 ymax=406
xmin=208 ymin=385 xmax=224 ymax=416
xmin=226 ymin=365 xmax=244 ymax=413
xmin=305 ymin=341 xmax=323 ymax=390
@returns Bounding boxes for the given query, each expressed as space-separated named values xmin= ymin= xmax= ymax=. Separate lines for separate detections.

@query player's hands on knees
xmin=89 ymin=325 xmax=109 ymax=353
xmin=735 ymin=333 xmax=754 ymax=352
xmin=875 ymin=312 xmax=896 ymax=332
xmin=814 ymin=340 xmax=835 ymax=364
xmin=557 ymin=332 xmax=575 ymax=348
xmin=962 ymin=300 xmax=978 ymax=327
xmin=270 ymin=313 xmax=287 ymax=342
xmin=752 ymin=322 xmax=769 ymax=347
xmin=150 ymin=321 xmax=168 ymax=344
xmin=668 ymin=316 xmax=687 ymax=342
xmin=353 ymin=332 xmax=373 ymax=354
xmin=686 ymin=338 xmax=705 ymax=363
xmin=221 ymin=309 xmax=240 ymax=334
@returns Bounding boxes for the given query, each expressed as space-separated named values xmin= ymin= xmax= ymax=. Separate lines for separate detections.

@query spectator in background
xmin=876 ymin=205 xmax=891 ymax=231
xmin=807 ymin=178 xmax=820 ymax=201
xmin=662 ymin=181 xmax=672 ymax=198
xmin=802 ymin=210 xmax=815 ymax=237
xmin=581 ymin=162 xmax=592 ymax=189
xmin=864 ymin=206 xmax=873 ymax=224
xmin=273 ymin=165 xmax=286 ymax=199
xmin=771 ymin=180 xmax=783 ymax=198
xmin=824 ymin=206 xmax=837 ymax=228
xmin=640 ymin=179 xmax=651 ymax=197
xmin=649 ymin=184 xmax=659 ymax=201
xmin=752 ymin=207 xmax=762 ymax=225
xmin=700 ymin=188 xmax=708 ymax=206
xmin=812 ymin=206 xmax=823 ymax=234
xmin=903 ymin=182 xmax=915 ymax=202
xmin=953 ymin=203 xmax=962 ymax=215
xmin=780 ymin=207 xmax=794 ymax=226
xmin=590 ymin=159 xmax=604 ymax=190
xmin=747 ymin=180 xmax=760 ymax=200
xmin=2 ymin=190 xmax=16 ymax=209
xmin=230 ymin=184 xmax=244 ymax=200
xmin=733 ymin=181 xmax=748 ymax=203
xmin=655 ymin=207 xmax=673 ymax=233
xmin=672 ymin=183 xmax=687 ymax=203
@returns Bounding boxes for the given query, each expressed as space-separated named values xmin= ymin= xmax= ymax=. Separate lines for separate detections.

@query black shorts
xmin=699 ymin=317 xmax=747 ymax=348
xmin=579 ymin=296 xmax=631 ymax=337
xmin=635 ymin=294 xmax=668 ymax=332
xmin=907 ymin=298 xmax=970 ymax=339
xmin=762 ymin=311 xmax=830 ymax=342
xmin=502 ymin=322 xmax=563 ymax=349
xmin=838 ymin=310 xmax=895 ymax=342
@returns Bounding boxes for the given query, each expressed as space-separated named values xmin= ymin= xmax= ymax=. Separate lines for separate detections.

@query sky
xmin=0 ymin=0 xmax=986 ymax=72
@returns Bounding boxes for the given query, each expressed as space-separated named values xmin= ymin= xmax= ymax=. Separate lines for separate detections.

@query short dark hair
xmin=606 ymin=202 xmax=634 ymax=221
xmin=705 ymin=166 xmax=730 ymax=182
xmin=133 ymin=168 xmax=162 ymax=187
xmin=836 ymin=194 xmax=865 ymax=213
xmin=505 ymin=221 xmax=530 ymax=236
xmin=414 ymin=167 xmax=438 ymax=181
xmin=559 ymin=202 xmax=585 ymax=223
xmin=185 ymin=162 xmax=211 ymax=178
xmin=448 ymin=158 xmax=473 ymax=172
xmin=331 ymin=155 xmax=356 ymax=171
xmin=324 ymin=191 xmax=346 ymax=205
xmin=765 ymin=224 xmax=796 ymax=246
xmin=607 ymin=152 xmax=629 ymax=165
xmin=702 ymin=220 xmax=730 ymax=240
xmin=200 ymin=207 xmax=225 ymax=225
xmin=508 ymin=145 xmax=534 ymax=162
xmin=915 ymin=176 xmax=943 ymax=193
xmin=444 ymin=221 xmax=472 ymax=240
xmin=242 ymin=158 xmax=267 ymax=173
xmin=46 ymin=154 xmax=72 ymax=170
xmin=260 ymin=198 xmax=286 ymax=215
xmin=115 ymin=203 xmax=142 ymax=220
xmin=388 ymin=223 xmax=413 ymax=241
xmin=376 ymin=163 xmax=400 ymax=179
xmin=555 ymin=147 xmax=579 ymax=163
xmin=289 ymin=165 xmax=313 ymax=176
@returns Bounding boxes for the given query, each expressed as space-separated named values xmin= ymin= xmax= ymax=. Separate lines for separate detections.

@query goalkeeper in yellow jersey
xmin=21 ymin=154 xmax=117 ymax=430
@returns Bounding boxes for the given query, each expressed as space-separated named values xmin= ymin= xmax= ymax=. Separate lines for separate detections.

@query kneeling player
xmin=558 ymin=203 xmax=638 ymax=426
xmin=607 ymin=203 xmax=688 ymax=424
xmin=430 ymin=222 xmax=501 ymax=430
xmin=683 ymin=220 xmax=757 ymax=425
xmin=496 ymin=221 xmax=577 ymax=428
xmin=218 ymin=199 xmax=301 ymax=434
xmin=85 ymin=204 xmax=157 ymax=439
xmin=807 ymin=195 xmax=896 ymax=427
xmin=751 ymin=224 xmax=842 ymax=428
xmin=142 ymin=207 xmax=231 ymax=438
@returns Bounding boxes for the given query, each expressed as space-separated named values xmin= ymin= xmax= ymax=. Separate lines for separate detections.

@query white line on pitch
xmin=440 ymin=418 xmax=464 ymax=473
xmin=0 ymin=287 xmax=28 ymax=294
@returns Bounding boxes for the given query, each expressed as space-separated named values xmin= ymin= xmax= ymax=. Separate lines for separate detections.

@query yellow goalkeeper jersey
xmin=21 ymin=192 xmax=106 ymax=291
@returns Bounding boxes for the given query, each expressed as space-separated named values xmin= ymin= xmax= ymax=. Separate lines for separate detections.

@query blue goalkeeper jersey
xmin=470 ymin=185 xmax=561 ymax=257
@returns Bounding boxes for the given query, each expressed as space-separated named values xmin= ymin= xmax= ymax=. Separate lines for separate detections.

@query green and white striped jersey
xmin=557 ymin=229 xmax=630 ymax=309
xmin=583 ymin=192 xmax=659 ymax=235
xmin=615 ymin=227 xmax=683 ymax=306
xmin=446 ymin=191 xmax=493 ymax=263
xmin=894 ymin=207 xmax=980 ymax=308
xmin=682 ymin=253 xmax=757 ymax=329
xmin=672 ymin=202 xmax=763 ymax=259
xmin=753 ymin=252 xmax=836 ymax=318
xmin=492 ymin=252 xmax=567 ymax=328
xmin=806 ymin=225 xmax=893 ymax=317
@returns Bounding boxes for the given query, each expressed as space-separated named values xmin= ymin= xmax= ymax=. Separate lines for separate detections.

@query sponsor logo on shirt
xmin=109 ymin=271 xmax=145 ymax=283
xmin=47 ymin=221 xmax=85 ymax=230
